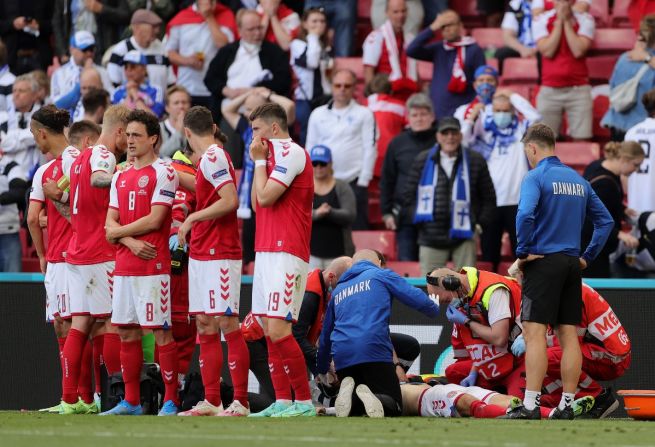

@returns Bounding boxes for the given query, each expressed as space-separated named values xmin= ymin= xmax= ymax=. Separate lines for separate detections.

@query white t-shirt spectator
xmin=625 ymin=117 xmax=655 ymax=213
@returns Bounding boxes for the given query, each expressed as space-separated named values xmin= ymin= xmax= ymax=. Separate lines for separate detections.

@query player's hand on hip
xmin=511 ymin=334 xmax=526 ymax=356
xmin=460 ymin=370 xmax=478 ymax=387
xmin=517 ymin=254 xmax=544 ymax=270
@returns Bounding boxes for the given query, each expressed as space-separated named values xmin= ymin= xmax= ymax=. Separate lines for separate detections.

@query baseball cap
xmin=474 ymin=64 xmax=498 ymax=80
xmin=310 ymin=145 xmax=332 ymax=164
xmin=123 ymin=50 xmax=147 ymax=66
xmin=131 ymin=9 xmax=162 ymax=26
xmin=437 ymin=117 xmax=461 ymax=133
xmin=70 ymin=31 xmax=96 ymax=51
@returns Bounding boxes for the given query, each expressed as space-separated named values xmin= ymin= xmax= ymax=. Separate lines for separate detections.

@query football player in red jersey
xmin=176 ymin=106 xmax=250 ymax=416
xmin=102 ymin=110 xmax=180 ymax=416
xmin=247 ymin=103 xmax=316 ymax=417
xmin=55 ymin=106 xmax=129 ymax=415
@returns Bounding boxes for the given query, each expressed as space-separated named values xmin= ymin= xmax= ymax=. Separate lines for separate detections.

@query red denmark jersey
xmin=109 ymin=159 xmax=178 ymax=276
xmin=66 ymin=145 xmax=117 ymax=265
xmin=255 ymin=138 xmax=314 ymax=262
xmin=580 ymin=283 xmax=631 ymax=362
xmin=29 ymin=147 xmax=79 ymax=263
xmin=190 ymin=144 xmax=241 ymax=261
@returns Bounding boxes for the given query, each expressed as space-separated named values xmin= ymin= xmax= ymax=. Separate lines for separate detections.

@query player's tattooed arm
xmin=91 ymin=171 xmax=114 ymax=188
xmin=53 ymin=201 xmax=71 ymax=222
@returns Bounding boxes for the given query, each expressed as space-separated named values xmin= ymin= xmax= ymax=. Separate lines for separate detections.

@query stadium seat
xmin=450 ymin=0 xmax=485 ymax=28
xmin=504 ymin=84 xmax=535 ymax=106
xmin=496 ymin=261 xmax=514 ymax=276
xmin=471 ymin=28 xmax=505 ymax=51
xmin=357 ymin=0 xmax=372 ymax=20
xmin=386 ymin=261 xmax=421 ymax=277
xmin=592 ymin=85 xmax=611 ymax=141
xmin=611 ymin=0 xmax=632 ymax=28
xmin=352 ymin=230 xmax=397 ymax=261
xmin=590 ymin=29 xmax=636 ymax=55
xmin=588 ymin=0 xmax=610 ymax=27
xmin=586 ymin=55 xmax=619 ymax=85
xmin=555 ymin=142 xmax=601 ymax=172
xmin=500 ymin=58 xmax=539 ymax=85
xmin=334 ymin=57 xmax=365 ymax=80
xmin=22 ymin=257 xmax=41 ymax=273
xmin=476 ymin=261 xmax=494 ymax=272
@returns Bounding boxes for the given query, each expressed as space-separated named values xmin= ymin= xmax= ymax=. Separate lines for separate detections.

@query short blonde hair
xmin=103 ymin=105 xmax=131 ymax=129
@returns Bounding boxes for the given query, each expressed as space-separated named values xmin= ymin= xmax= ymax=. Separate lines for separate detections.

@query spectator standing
xmin=406 ymin=10 xmax=486 ymax=119
xmin=366 ymin=74 xmax=407 ymax=178
xmin=624 ymin=89 xmax=655 ymax=214
xmin=111 ymin=50 xmax=164 ymax=118
xmin=166 ymin=0 xmax=237 ymax=109
xmin=601 ymin=15 xmax=655 ymax=141
xmin=53 ymin=0 xmax=130 ymax=65
xmin=317 ymin=250 xmax=440 ymax=417
xmin=453 ymin=65 xmax=499 ymax=126
xmin=205 ymin=9 xmax=291 ymax=111
xmin=50 ymin=31 xmax=112 ymax=104
xmin=371 ymin=0 xmax=423 ymax=37
xmin=256 ymin=0 xmax=301 ymax=52
xmin=496 ymin=0 xmax=537 ymax=75
xmin=159 ymin=85 xmax=192 ymax=158
xmin=533 ymin=0 xmax=594 ymax=140
xmin=0 ymin=40 xmax=15 ymax=119
xmin=403 ymin=117 xmax=496 ymax=275
xmin=461 ymin=90 xmax=541 ymax=270
xmin=506 ymin=123 xmax=613 ymax=419
xmin=363 ymin=0 xmax=419 ymax=93
xmin=304 ymin=0 xmax=357 ymax=57
xmin=1 ymin=75 xmax=41 ymax=175
xmin=380 ymin=93 xmax=436 ymax=261
xmin=108 ymin=9 xmax=175 ymax=94
xmin=0 ymin=151 xmax=28 ymax=272
xmin=290 ymin=7 xmax=332 ymax=146
xmin=309 ymin=145 xmax=356 ymax=269
xmin=306 ymin=69 xmax=377 ymax=230
xmin=582 ymin=141 xmax=645 ymax=277
xmin=0 ymin=1 xmax=54 ymax=74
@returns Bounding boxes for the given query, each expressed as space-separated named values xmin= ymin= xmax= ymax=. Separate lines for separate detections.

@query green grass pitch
xmin=1 ymin=413 xmax=653 ymax=447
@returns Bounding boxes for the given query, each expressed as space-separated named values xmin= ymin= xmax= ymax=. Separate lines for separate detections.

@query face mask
xmin=475 ymin=82 xmax=496 ymax=104
xmin=493 ymin=111 xmax=513 ymax=128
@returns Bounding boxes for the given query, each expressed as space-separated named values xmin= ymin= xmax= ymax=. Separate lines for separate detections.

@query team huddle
xmin=27 ymin=101 xmax=630 ymax=419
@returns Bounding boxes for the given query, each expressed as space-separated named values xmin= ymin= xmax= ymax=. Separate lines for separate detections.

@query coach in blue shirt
xmin=505 ymin=123 xmax=613 ymax=420
xmin=317 ymin=249 xmax=439 ymax=417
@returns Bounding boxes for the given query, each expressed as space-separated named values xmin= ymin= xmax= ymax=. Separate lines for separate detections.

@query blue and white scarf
xmin=517 ymin=0 xmax=534 ymax=48
xmin=414 ymin=145 xmax=474 ymax=239
xmin=236 ymin=125 xmax=254 ymax=219
xmin=480 ymin=113 xmax=520 ymax=159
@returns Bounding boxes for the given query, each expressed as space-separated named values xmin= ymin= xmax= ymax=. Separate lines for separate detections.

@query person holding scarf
xmin=462 ymin=91 xmax=541 ymax=271
xmin=406 ymin=9 xmax=485 ymax=119
xmin=403 ymin=117 xmax=496 ymax=275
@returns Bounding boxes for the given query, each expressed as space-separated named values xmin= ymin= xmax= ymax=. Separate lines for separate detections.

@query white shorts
xmin=68 ymin=261 xmax=115 ymax=318
xmin=252 ymin=252 xmax=308 ymax=322
xmin=112 ymin=274 xmax=172 ymax=328
xmin=188 ymin=258 xmax=242 ymax=316
xmin=419 ymin=384 xmax=499 ymax=418
xmin=44 ymin=262 xmax=71 ymax=321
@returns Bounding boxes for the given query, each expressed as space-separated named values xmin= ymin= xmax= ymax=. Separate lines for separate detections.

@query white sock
xmin=296 ymin=399 xmax=313 ymax=405
xmin=277 ymin=399 xmax=292 ymax=404
xmin=558 ymin=392 xmax=575 ymax=410
xmin=524 ymin=390 xmax=541 ymax=410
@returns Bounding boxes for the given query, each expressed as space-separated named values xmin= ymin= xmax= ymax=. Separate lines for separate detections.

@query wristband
xmin=57 ymin=175 xmax=70 ymax=192
xmin=60 ymin=191 xmax=69 ymax=203
xmin=254 ymin=160 xmax=267 ymax=168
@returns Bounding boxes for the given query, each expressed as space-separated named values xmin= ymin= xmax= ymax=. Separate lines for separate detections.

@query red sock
xmin=92 ymin=334 xmax=104 ymax=394
xmin=274 ymin=334 xmax=311 ymax=402
xmin=199 ymin=334 xmax=222 ymax=407
xmin=61 ymin=328 xmax=87 ymax=404
xmin=78 ymin=339 xmax=93 ymax=404
xmin=57 ymin=336 xmax=67 ymax=399
xmin=103 ymin=333 xmax=121 ymax=375
xmin=120 ymin=340 xmax=143 ymax=406
xmin=265 ymin=336 xmax=292 ymax=401
xmin=225 ymin=329 xmax=250 ymax=407
xmin=470 ymin=400 xmax=508 ymax=418
xmin=173 ymin=320 xmax=197 ymax=375
xmin=158 ymin=341 xmax=179 ymax=405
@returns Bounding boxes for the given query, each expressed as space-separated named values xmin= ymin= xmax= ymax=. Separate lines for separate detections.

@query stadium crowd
xmin=0 ymin=0 xmax=645 ymax=419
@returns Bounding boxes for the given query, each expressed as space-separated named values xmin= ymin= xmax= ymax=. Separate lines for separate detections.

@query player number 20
xmin=268 ymin=292 xmax=280 ymax=312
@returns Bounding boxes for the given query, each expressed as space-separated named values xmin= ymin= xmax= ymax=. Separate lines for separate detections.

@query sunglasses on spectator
xmin=312 ymin=161 xmax=328 ymax=167
xmin=333 ymin=83 xmax=353 ymax=89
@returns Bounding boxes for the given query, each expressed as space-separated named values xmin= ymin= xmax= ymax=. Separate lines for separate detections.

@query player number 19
xmin=268 ymin=292 xmax=280 ymax=312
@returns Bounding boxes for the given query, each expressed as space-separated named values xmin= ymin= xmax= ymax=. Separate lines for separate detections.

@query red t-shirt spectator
xmin=256 ymin=3 xmax=300 ymax=47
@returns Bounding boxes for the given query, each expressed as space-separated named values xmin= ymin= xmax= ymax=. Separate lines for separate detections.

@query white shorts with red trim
xmin=68 ymin=261 xmax=115 ymax=318
xmin=188 ymin=258 xmax=242 ymax=316
xmin=44 ymin=262 xmax=71 ymax=321
xmin=251 ymin=252 xmax=308 ymax=323
xmin=112 ymin=274 xmax=171 ymax=328
xmin=419 ymin=384 xmax=499 ymax=418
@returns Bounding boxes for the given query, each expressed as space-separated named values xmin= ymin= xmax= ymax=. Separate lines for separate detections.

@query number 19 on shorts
xmin=268 ymin=292 xmax=280 ymax=312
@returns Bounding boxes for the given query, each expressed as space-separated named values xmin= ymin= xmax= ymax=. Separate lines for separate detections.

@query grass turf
xmin=0 ymin=413 xmax=653 ymax=447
